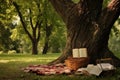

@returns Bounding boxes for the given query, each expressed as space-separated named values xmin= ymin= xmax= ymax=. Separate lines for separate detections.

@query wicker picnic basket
xmin=65 ymin=57 xmax=89 ymax=71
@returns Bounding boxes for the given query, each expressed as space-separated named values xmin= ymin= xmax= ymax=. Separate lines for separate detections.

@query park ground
xmin=0 ymin=53 xmax=120 ymax=80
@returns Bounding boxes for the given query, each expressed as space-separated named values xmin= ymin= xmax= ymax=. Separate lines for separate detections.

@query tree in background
xmin=41 ymin=0 xmax=54 ymax=54
xmin=0 ymin=22 xmax=11 ymax=52
xmin=12 ymin=0 xmax=42 ymax=55
xmin=0 ymin=0 xmax=20 ymax=53
xmin=49 ymin=0 xmax=120 ymax=66
xmin=42 ymin=0 xmax=66 ymax=54
xmin=11 ymin=0 xmax=65 ymax=54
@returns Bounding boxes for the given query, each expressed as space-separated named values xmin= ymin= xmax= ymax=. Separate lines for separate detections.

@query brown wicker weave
xmin=65 ymin=57 xmax=89 ymax=71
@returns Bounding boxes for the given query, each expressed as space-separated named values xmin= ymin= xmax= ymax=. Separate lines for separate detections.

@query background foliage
xmin=0 ymin=0 xmax=120 ymax=54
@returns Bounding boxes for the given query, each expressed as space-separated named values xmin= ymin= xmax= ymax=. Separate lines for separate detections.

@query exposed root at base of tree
xmin=48 ymin=52 xmax=120 ymax=67
xmin=48 ymin=54 xmax=68 ymax=65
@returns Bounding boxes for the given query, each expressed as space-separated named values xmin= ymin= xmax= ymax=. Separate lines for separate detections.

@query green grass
xmin=0 ymin=53 xmax=120 ymax=80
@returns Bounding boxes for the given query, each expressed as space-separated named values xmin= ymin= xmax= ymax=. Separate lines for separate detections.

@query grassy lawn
xmin=0 ymin=53 xmax=120 ymax=80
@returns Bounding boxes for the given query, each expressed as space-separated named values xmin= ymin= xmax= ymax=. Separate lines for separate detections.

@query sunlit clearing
xmin=0 ymin=58 xmax=55 ymax=63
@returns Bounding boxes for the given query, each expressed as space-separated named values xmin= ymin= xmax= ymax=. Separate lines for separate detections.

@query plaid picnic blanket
xmin=22 ymin=63 xmax=71 ymax=75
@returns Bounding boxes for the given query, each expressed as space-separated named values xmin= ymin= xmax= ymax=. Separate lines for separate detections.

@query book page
xmin=79 ymin=48 xmax=87 ymax=57
xmin=86 ymin=64 xmax=102 ymax=76
xmin=72 ymin=49 xmax=79 ymax=58
xmin=97 ymin=63 xmax=115 ymax=71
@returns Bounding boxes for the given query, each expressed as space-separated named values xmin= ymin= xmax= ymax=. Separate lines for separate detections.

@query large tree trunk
xmin=49 ymin=0 xmax=120 ymax=67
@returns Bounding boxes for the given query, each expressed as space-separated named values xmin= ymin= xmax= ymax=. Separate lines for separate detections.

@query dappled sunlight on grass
xmin=0 ymin=59 xmax=16 ymax=63
xmin=0 ymin=54 xmax=60 ymax=79
xmin=0 ymin=54 xmax=59 ymax=64
xmin=0 ymin=58 xmax=53 ymax=63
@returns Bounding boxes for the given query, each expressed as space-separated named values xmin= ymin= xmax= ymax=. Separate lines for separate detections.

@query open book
xmin=72 ymin=48 xmax=87 ymax=58
xmin=86 ymin=64 xmax=102 ymax=76
xmin=77 ymin=63 xmax=115 ymax=76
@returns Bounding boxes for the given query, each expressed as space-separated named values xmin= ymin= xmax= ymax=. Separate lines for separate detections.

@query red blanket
xmin=23 ymin=63 xmax=71 ymax=75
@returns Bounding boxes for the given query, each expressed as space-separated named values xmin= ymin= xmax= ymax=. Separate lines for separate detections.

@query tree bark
xmin=32 ymin=41 xmax=38 ymax=55
xmin=49 ymin=0 xmax=120 ymax=67
xmin=42 ymin=23 xmax=52 ymax=54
